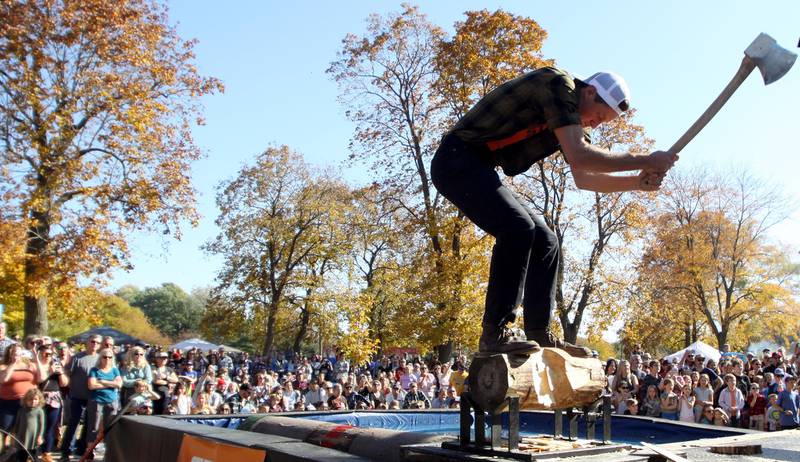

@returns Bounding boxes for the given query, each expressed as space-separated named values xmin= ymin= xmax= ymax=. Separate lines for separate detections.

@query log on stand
xmin=467 ymin=347 xmax=606 ymax=412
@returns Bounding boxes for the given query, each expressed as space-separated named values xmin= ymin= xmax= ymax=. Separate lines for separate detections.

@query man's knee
xmin=534 ymin=226 xmax=560 ymax=257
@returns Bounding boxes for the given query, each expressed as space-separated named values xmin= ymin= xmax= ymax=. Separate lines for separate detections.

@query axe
xmin=669 ymin=33 xmax=796 ymax=154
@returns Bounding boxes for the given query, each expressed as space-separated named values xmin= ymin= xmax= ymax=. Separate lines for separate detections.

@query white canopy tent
xmin=663 ymin=340 xmax=721 ymax=366
xmin=170 ymin=338 xmax=220 ymax=352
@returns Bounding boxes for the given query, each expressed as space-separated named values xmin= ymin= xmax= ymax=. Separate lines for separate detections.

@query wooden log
xmin=709 ymin=443 xmax=762 ymax=455
xmin=466 ymin=348 xmax=605 ymax=412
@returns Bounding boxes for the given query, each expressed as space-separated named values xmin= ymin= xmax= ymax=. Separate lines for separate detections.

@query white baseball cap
xmin=583 ymin=71 xmax=631 ymax=115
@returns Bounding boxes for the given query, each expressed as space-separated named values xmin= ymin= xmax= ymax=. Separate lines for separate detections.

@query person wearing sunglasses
xmin=121 ymin=347 xmax=152 ymax=405
xmin=86 ymin=348 xmax=122 ymax=459
xmin=431 ymin=68 xmax=678 ymax=356
xmin=59 ymin=335 xmax=102 ymax=461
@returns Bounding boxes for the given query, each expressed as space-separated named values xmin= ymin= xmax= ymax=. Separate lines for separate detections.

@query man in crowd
xmin=60 ymin=334 xmax=102 ymax=462
xmin=431 ymin=67 xmax=677 ymax=355
xmin=0 ymin=322 xmax=15 ymax=358
xmin=403 ymin=381 xmax=431 ymax=409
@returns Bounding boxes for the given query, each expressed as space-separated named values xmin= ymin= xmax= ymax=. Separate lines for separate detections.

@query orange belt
xmin=486 ymin=123 xmax=548 ymax=151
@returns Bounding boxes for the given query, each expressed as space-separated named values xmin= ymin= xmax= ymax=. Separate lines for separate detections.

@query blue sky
xmin=111 ymin=1 xmax=800 ymax=292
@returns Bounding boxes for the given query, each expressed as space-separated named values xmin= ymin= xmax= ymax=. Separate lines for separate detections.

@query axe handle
xmin=669 ymin=56 xmax=756 ymax=154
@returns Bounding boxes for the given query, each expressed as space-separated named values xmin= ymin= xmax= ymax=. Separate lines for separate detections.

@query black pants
xmin=431 ymin=134 xmax=559 ymax=331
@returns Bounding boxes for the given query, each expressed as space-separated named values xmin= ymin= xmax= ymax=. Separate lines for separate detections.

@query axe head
xmin=744 ymin=33 xmax=797 ymax=85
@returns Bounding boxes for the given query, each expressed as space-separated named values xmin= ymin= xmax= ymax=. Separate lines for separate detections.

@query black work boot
xmin=525 ymin=329 xmax=592 ymax=358
xmin=478 ymin=323 xmax=539 ymax=354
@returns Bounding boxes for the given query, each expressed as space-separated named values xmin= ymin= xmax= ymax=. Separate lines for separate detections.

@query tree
xmin=128 ymin=283 xmax=203 ymax=338
xmin=623 ymin=168 xmax=799 ymax=351
xmin=0 ymin=0 xmax=222 ymax=335
xmin=205 ymin=146 xmax=353 ymax=356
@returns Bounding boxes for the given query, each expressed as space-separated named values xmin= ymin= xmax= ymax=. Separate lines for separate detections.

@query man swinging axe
xmin=431 ymin=67 xmax=678 ymax=356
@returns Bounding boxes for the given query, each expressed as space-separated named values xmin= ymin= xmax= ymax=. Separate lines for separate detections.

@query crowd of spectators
xmin=0 ymin=319 xmax=799 ymax=461
xmin=603 ymin=343 xmax=800 ymax=432
xmin=0 ymin=323 xmax=469 ymax=461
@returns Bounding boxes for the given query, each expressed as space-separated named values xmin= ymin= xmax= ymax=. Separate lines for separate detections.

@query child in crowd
xmin=129 ymin=380 xmax=160 ymax=415
xmin=642 ymin=385 xmax=661 ymax=417
xmin=713 ymin=408 xmax=730 ymax=426
xmin=10 ymin=388 xmax=45 ymax=462
xmin=659 ymin=379 xmax=678 ymax=420
xmin=766 ymin=394 xmax=781 ymax=431
xmin=747 ymin=383 xmax=767 ymax=430
xmin=623 ymin=398 xmax=638 ymax=416
xmin=719 ymin=373 xmax=745 ymax=427
xmin=777 ymin=375 xmax=799 ymax=430
xmin=678 ymin=384 xmax=695 ymax=423
xmin=693 ymin=374 xmax=714 ymax=422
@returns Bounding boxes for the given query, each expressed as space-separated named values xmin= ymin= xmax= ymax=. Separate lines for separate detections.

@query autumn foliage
xmin=0 ymin=0 xmax=222 ymax=334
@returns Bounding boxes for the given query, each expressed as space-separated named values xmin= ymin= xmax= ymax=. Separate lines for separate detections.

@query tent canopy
xmin=170 ymin=338 xmax=220 ymax=352
xmin=663 ymin=340 xmax=721 ymax=366
xmin=69 ymin=326 xmax=141 ymax=345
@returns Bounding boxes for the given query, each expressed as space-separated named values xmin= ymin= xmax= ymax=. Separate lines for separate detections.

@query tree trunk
xmin=436 ymin=340 xmax=453 ymax=363
xmin=563 ymin=322 xmax=579 ymax=344
xmin=262 ymin=303 xmax=278 ymax=356
xmin=24 ymin=211 xmax=50 ymax=336
xmin=292 ymin=299 xmax=311 ymax=354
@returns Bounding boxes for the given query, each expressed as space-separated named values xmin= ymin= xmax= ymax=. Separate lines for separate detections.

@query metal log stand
xmin=442 ymin=392 xmax=613 ymax=461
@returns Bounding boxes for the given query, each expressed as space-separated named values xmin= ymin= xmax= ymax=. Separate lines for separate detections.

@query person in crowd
xmin=252 ymin=372 xmax=270 ymax=403
xmin=431 ymin=388 xmax=449 ymax=409
xmin=364 ymin=379 xmax=383 ymax=409
xmin=641 ymin=385 xmax=661 ymax=417
xmin=402 ymin=381 xmax=430 ymax=409
xmin=747 ymin=383 xmax=767 ymax=430
xmin=0 ymin=342 xmax=41 ymax=450
xmin=692 ymin=373 xmax=714 ymax=422
xmin=659 ymin=378 xmax=678 ymax=420
xmin=59 ymin=334 xmax=100 ymax=461
xmin=604 ymin=358 xmax=618 ymax=390
xmin=678 ymin=383 xmax=695 ymax=423
xmin=327 ymin=384 xmax=347 ymax=411
xmin=226 ymin=383 xmax=256 ymax=414
xmin=776 ymin=375 xmax=799 ymax=430
xmin=718 ymin=373 xmax=745 ymax=427
xmin=304 ymin=381 xmax=327 ymax=410
xmin=766 ymin=393 xmax=781 ymax=431
xmin=86 ymin=348 xmax=122 ymax=460
xmin=121 ymin=346 xmax=152 ymax=405
xmin=638 ymin=361 xmax=661 ymax=404
xmin=129 ymin=380 xmax=160 ymax=415
xmin=151 ymin=352 xmax=178 ymax=415
xmin=343 ymin=383 xmax=370 ymax=410
xmin=10 ymin=388 xmax=45 ymax=462
xmin=37 ymin=345 xmax=68 ymax=460
xmin=697 ymin=404 xmax=715 ymax=424
xmin=190 ymin=392 xmax=215 ymax=415
xmin=713 ymin=408 xmax=730 ymax=426
xmin=385 ymin=382 xmax=406 ymax=409
xmin=171 ymin=382 xmax=192 ymax=415
xmin=0 ymin=323 xmax=16 ymax=360
xmin=449 ymin=363 xmax=468 ymax=396
xmin=281 ymin=380 xmax=300 ymax=410
xmin=436 ymin=362 xmax=452 ymax=392
xmin=623 ymin=398 xmax=638 ymax=416
xmin=101 ymin=337 xmax=115 ymax=355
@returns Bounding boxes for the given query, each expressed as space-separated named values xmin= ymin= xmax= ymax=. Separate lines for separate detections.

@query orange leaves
xmin=0 ymin=0 xmax=221 ymax=334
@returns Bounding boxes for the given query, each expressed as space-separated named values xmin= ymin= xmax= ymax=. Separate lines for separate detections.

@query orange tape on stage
xmin=177 ymin=434 xmax=266 ymax=462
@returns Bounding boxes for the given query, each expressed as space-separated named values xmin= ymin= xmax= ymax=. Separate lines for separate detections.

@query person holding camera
xmin=37 ymin=345 xmax=68 ymax=461
xmin=0 ymin=343 xmax=42 ymax=444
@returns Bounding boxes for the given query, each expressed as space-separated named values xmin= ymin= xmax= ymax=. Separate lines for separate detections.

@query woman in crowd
xmin=191 ymin=392 xmax=215 ymax=415
xmin=605 ymin=358 xmax=618 ymax=390
xmin=86 ymin=348 xmax=122 ymax=460
xmin=37 ymin=345 xmax=68 ymax=459
xmin=121 ymin=346 xmax=152 ymax=405
xmin=0 ymin=344 xmax=41 ymax=437
xmin=151 ymin=352 xmax=178 ymax=415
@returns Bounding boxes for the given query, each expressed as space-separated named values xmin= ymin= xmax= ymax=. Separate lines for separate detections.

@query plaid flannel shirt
xmin=449 ymin=67 xmax=590 ymax=176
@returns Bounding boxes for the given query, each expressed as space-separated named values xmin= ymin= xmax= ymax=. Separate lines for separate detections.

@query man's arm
xmin=572 ymin=169 xmax=664 ymax=193
xmin=556 ymin=125 xmax=676 ymax=173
